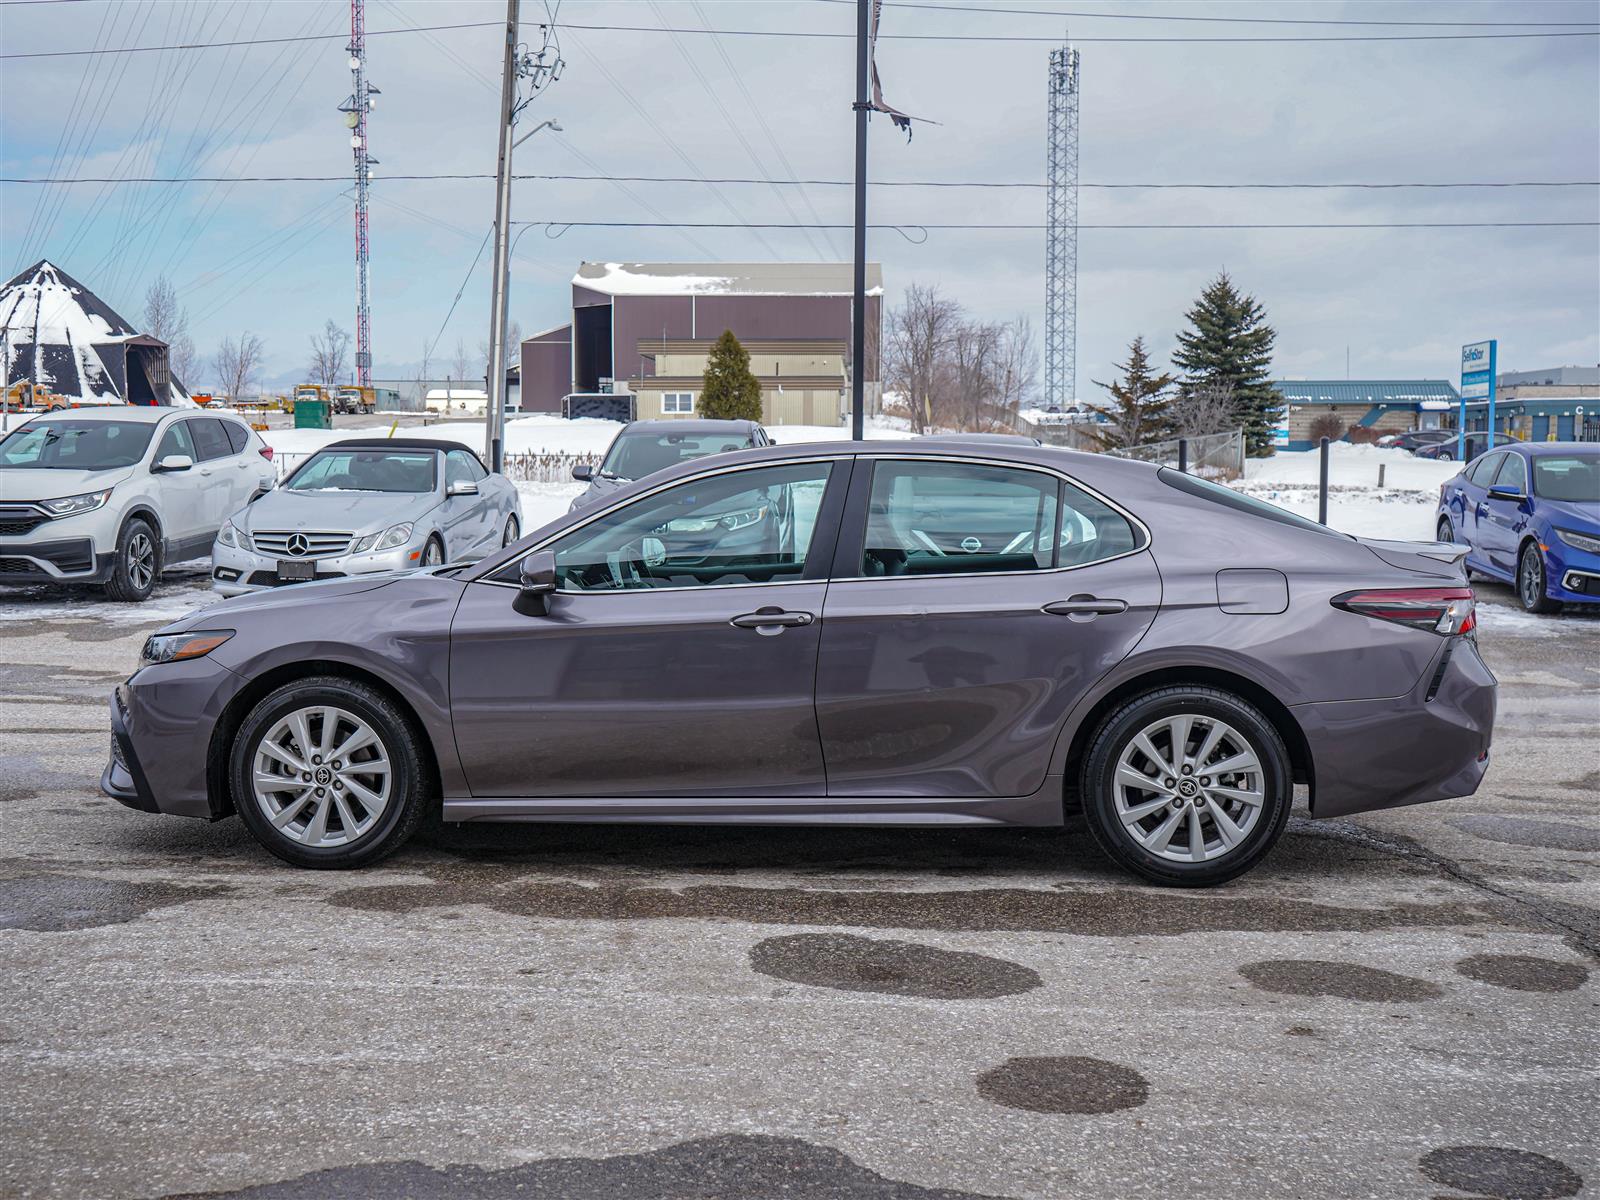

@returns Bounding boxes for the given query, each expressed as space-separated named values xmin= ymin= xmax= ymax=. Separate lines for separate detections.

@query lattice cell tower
xmin=340 ymin=0 xmax=380 ymax=386
xmin=1045 ymin=41 xmax=1080 ymax=408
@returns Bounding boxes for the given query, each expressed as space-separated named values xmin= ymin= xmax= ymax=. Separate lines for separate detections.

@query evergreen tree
xmin=699 ymin=329 xmax=763 ymax=421
xmin=1090 ymin=335 xmax=1175 ymax=450
xmin=1172 ymin=272 xmax=1281 ymax=457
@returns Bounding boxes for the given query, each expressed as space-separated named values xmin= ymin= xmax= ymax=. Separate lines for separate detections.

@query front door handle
xmin=730 ymin=607 xmax=814 ymax=630
xmin=1043 ymin=596 xmax=1128 ymax=616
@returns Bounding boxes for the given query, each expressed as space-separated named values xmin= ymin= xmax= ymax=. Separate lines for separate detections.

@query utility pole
xmin=485 ymin=0 xmax=520 ymax=473
xmin=850 ymin=0 xmax=869 ymax=441
xmin=341 ymin=0 xmax=379 ymax=388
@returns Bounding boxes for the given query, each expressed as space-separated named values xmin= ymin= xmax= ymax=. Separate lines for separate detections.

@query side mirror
xmin=153 ymin=454 xmax=193 ymax=472
xmin=447 ymin=479 xmax=479 ymax=497
xmin=571 ymin=463 xmax=594 ymax=482
xmin=1487 ymin=485 xmax=1525 ymax=502
xmin=513 ymin=550 xmax=557 ymax=616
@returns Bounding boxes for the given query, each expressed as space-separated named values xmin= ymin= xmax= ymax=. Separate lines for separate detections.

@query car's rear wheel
xmin=501 ymin=514 xmax=520 ymax=547
xmin=1518 ymin=542 xmax=1561 ymax=614
xmin=230 ymin=677 xmax=430 ymax=868
xmin=103 ymin=517 xmax=159 ymax=602
xmin=1079 ymin=687 xmax=1293 ymax=887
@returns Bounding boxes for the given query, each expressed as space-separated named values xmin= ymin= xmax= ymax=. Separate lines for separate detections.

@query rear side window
xmin=1466 ymin=452 xmax=1502 ymax=486
xmin=221 ymin=421 xmax=249 ymax=455
xmin=1157 ymin=467 xmax=1343 ymax=537
xmin=190 ymin=418 xmax=234 ymax=462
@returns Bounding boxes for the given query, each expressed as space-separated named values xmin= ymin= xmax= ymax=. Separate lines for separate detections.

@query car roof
xmin=324 ymin=437 xmax=474 ymax=455
xmin=620 ymin=419 xmax=760 ymax=434
xmin=16 ymin=404 xmax=177 ymax=424
xmin=915 ymin=432 xmax=1043 ymax=445
xmin=1513 ymin=440 xmax=1597 ymax=456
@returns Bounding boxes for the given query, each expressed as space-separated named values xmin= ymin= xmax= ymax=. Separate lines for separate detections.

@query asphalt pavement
xmin=0 ymin=571 xmax=1595 ymax=1200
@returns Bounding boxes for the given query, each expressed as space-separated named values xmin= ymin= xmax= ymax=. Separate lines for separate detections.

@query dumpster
xmin=293 ymin=398 xmax=331 ymax=430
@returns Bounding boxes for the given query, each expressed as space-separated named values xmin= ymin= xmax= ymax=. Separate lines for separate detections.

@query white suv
xmin=0 ymin=407 xmax=276 ymax=601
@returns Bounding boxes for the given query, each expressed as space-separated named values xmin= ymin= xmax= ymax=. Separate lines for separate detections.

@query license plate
xmin=276 ymin=559 xmax=316 ymax=582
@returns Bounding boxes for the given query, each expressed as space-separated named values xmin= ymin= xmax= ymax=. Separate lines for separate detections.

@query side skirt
xmin=443 ymin=779 xmax=1064 ymax=827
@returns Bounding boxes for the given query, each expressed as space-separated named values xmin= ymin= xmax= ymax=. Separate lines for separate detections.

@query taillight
xmin=258 ymin=445 xmax=274 ymax=461
xmin=1332 ymin=587 xmax=1475 ymax=636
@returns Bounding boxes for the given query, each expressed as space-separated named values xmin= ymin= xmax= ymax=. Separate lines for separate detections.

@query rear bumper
xmin=1294 ymin=635 xmax=1497 ymax=819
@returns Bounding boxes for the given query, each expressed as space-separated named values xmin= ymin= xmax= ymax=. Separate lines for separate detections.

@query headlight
xmin=216 ymin=520 xmax=250 ymax=550
xmin=352 ymin=522 xmax=413 ymax=553
xmin=660 ymin=505 xmax=767 ymax=534
xmin=40 ymin=488 xmax=114 ymax=517
xmin=1556 ymin=528 xmax=1600 ymax=555
xmin=140 ymin=630 xmax=234 ymax=668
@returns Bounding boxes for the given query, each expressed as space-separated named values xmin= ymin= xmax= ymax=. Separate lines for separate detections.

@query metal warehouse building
xmin=1462 ymin=365 xmax=1599 ymax=443
xmin=519 ymin=262 xmax=882 ymax=427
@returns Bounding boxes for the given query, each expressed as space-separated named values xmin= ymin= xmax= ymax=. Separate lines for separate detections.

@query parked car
xmin=1378 ymin=429 xmax=1453 ymax=452
xmin=1414 ymin=431 xmax=1519 ymax=462
xmin=1436 ymin=441 xmax=1600 ymax=613
xmin=569 ymin=418 xmax=769 ymax=511
xmin=107 ymin=441 xmax=1495 ymax=886
xmin=211 ymin=438 xmax=520 ymax=595
xmin=0 ymin=406 xmax=275 ymax=601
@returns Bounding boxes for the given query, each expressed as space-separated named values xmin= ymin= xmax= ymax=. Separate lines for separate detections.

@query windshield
xmin=601 ymin=430 xmax=750 ymax=480
xmin=0 ymin=419 xmax=156 ymax=470
xmin=286 ymin=449 xmax=436 ymax=493
xmin=1532 ymin=452 xmax=1600 ymax=503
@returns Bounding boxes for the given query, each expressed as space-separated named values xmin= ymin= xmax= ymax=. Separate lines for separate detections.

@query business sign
xmin=1460 ymin=340 xmax=1495 ymax=401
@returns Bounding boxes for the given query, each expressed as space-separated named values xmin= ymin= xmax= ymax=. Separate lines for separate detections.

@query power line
xmin=8 ymin=19 xmax=1598 ymax=57
xmin=806 ymin=0 xmax=1600 ymax=28
xmin=7 ymin=173 xmax=1595 ymax=190
xmin=523 ymin=219 xmax=1599 ymax=231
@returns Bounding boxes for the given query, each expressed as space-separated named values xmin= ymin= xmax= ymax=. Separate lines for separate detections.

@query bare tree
xmin=214 ymin=333 xmax=265 ymax=403
xmin=1167 ymin=378 xmax=1238 ymax=438
xmin=942 ymin=319 xmax=1003 ymax=431
xmin=143 ymin=275 xmax=197 ymax=393
xmin=170 ymin=334 xmax=198 ymax=387
xmin=309 ymin=320 xmax=351 ymax=389
xmin=451 ymin=337 xmax=471 ymax=388
xmin=990 ymin=314 xmax=1039 ymax=419
xmin=885 ymin=283 xmax=961 ymax=432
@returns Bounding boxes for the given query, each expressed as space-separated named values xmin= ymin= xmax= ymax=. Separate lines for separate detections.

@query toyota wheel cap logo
xmin=286 ymin=533 xmax=310 ymax=556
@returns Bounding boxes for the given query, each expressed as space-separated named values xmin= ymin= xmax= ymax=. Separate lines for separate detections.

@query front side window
xmin=662 ymin=392 xmax=695 ymax=415
xmin=862 ymin=460 xmax=1063 ymax=576
xmin=1491 ymin=453 xmax=1528 ymax=494
xmin=154 ymin=421 xmax=198 ymax=463
xmin=287 ymin=449 xmax=437 ymax=493
xmin=0 ymin=419 xmax=156 ymax=470
xmin=544 ymin=462 xmax=832 ymax=591
xmin=600 ymin=429 xmax=751 ymax=480
xmin=1532 ymin=451 xmax=1599 ymax=502
xmin=446 ymin=449 xmax=485 ymax=486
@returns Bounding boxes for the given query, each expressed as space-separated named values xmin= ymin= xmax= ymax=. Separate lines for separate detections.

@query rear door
xmin=815 ymin=456 xmax=1161 ymax=798
xmin=187 ymin=417 xmax=247 ymax=535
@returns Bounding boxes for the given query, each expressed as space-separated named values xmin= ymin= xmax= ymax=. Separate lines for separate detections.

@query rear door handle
xmin=1043 ymin=597 xmax=1128 ymax=616
xmin=730 ymin=608 xmax=814 ymax=630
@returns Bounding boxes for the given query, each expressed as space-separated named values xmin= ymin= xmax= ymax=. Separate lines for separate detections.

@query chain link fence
xmin=1105 ymin=429 xmax=1245 ymax=480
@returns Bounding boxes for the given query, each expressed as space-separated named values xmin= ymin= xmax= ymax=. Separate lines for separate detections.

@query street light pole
xmin=485 ymin=0 xmax=520 ymax=473
xmin=849 ymin=0 xmax=869 ymax=441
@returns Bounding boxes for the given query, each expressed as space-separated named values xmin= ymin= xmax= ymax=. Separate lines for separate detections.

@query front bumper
xmin=210 ymin=539 xmax=423 ymax=596
xmin=99 ymin=658 xmax=248 ymax=819
xmin=1545 ymin=540 xmax=1600 ymax=606
xmin=0 ymin=537 xmax=110 ymax=583
xmin=1293 ymin=634 xmax=1497 ymax=820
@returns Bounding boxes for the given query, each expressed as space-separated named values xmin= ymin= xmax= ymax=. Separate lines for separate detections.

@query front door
xmin=449 ymin=458 xmax=846 ymax=797
xmin=1479 ymin=451 xmax=1531 ymax=574
xmin=148 ymin=419 xmax=206 ymax=545
xmin=816 ymin=457 xmax=1161 ymax=798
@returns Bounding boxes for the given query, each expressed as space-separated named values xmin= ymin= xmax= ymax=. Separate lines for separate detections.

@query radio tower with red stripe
xmin=341 ymin=0 xmax=379 ymax=386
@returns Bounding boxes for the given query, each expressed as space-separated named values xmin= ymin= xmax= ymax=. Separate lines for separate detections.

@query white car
xmin=0 ymin=406 xmax=276 ymax=601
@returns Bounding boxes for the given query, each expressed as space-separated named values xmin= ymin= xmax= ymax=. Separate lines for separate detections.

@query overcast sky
xmin=3 ymin=0 xmax=1597 ymax=396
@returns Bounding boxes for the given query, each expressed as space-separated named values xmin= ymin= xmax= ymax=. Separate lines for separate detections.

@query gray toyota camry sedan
xmin=104 ymin=439 xmax=1495 ymax=886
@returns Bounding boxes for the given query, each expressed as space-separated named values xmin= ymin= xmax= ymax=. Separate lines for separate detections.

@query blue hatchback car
xmin=1436 ymin=442 xmax=1600 ymax=612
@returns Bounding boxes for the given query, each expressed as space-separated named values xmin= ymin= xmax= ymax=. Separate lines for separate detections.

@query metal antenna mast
xmin=1045 ymin=40 xmax=1080 ymax=408
xmin=341 ymin=0 xmax=380 ymax=387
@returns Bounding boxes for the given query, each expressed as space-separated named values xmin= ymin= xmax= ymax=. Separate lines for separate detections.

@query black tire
xmin=501 ymin=514 xmax=520 ymax=547
xmin=1436 ymin=516 xmax=1455 ymax=543
xmin=1517 ymin=541 xmax=1561 ymax=614
xmin=102 ymin=517 xmax=160 ymax=602
xmin=230 ymin=676 xmax=431 ymax=869
xmin=1078 ymin=686 xmax=1293 ymax=887
xmin=423 ymin=535 xmax=445 ymax=567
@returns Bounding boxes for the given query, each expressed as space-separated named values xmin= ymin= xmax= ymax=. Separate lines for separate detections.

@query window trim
xmin=829 ymin=453 xmax=1152 ymax=585
xmin=475 ymin=455 xmax=854 ymax=593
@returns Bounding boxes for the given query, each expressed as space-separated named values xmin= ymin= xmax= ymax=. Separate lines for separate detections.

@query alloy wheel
xmin=251 ymin=705 xmax=392 ymax=847
xmin=127 ymin=532 xmax=155 ymax=591
xmin=423 ymin=539 xmax=443 ymax=567
xmin=1112 ymin=713 xmax=1265 ymax=863
xmin=502 ymin=516 xmax=520 ymax=547
xmin=1520 ymin=548 xmax=1544 ymax=609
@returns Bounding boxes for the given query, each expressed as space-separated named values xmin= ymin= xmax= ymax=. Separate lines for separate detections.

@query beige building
xmin=628 ymin=338 xmax=848 ymax=426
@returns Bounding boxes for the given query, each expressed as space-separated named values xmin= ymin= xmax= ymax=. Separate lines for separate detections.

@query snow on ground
xmin=1230 ymin=443 xmax=1459 ymax=541
xmin=516 ymin=481 xmax=586 ymax=533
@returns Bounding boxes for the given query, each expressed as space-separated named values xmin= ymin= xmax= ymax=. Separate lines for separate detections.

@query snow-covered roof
xmin=574 ymin=261 xmax=884 ymax=299
xmin=0 ymin=260 xmax=147 ymax=403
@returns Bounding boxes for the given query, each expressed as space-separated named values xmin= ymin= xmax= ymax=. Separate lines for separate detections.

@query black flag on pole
xmin=868 ymin=0 xmax=929 ymax=140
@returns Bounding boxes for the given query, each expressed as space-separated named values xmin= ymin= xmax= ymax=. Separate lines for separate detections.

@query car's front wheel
xmin=1517 ymin=542 xmax=1561 ymax=614
xmin=422 ymin=535 xmax=445 ymax=567
xmin=501 ymin=513 xmax=520 ymax=547
xmin=103 ymin=517 xmax=159 ymax=602
xmin=230 ymin=677 xmax=430 ymax=868
xmin=1079 ymin=687 xmax=1293 ymax=887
